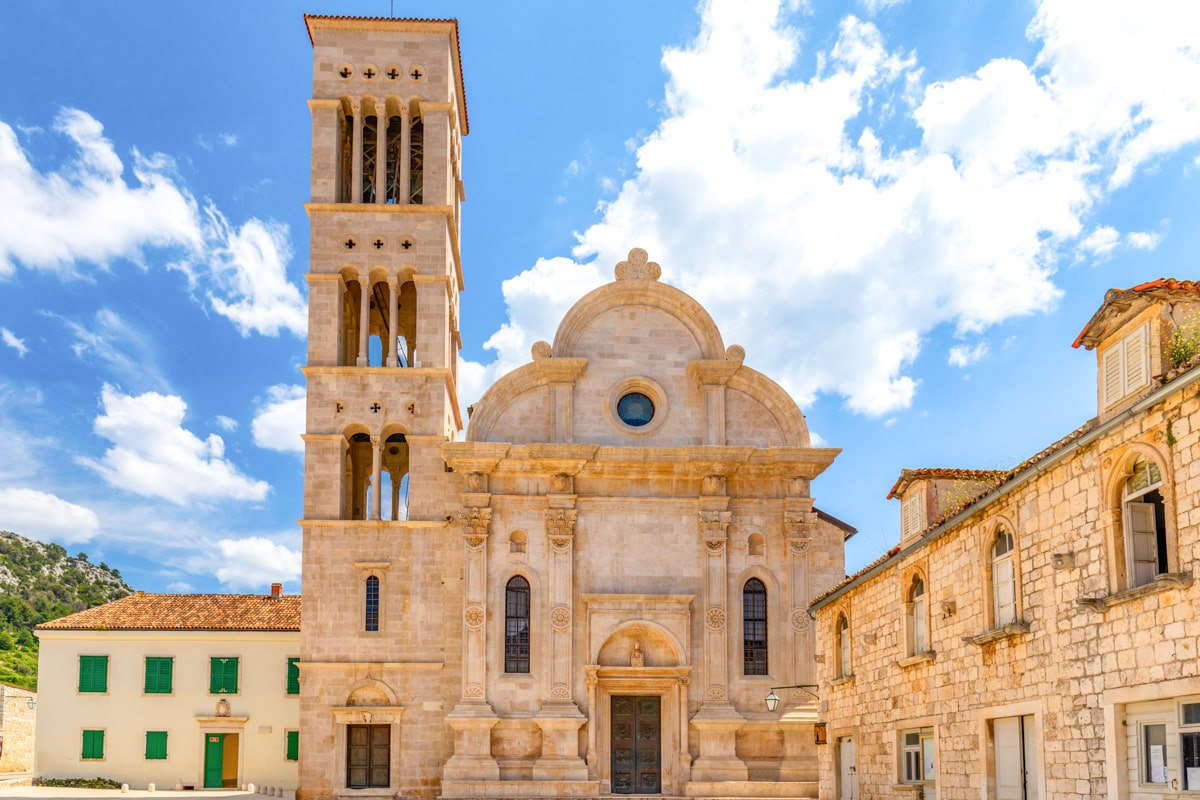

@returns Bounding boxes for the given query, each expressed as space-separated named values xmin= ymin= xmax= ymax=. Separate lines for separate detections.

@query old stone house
xmin=297 ymin=15 xmax=851 ymax=800
xmin=0 ymin=682 xmax=36 ymax=779
xmin=35 ymin=588 xmax=300 ymax=791
xmin=811 ymin=280 xmax=1200 ymax=800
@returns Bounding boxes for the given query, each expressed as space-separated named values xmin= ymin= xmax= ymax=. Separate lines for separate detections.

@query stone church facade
xmin=811 ymin=280 xmax=1200 ymax=800
xmin=298 ymin=16 xmax=849 ymax=800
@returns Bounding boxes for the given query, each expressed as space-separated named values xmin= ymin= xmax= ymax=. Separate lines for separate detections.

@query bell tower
xmin=298 ymin=16 xmax=468 ymax=800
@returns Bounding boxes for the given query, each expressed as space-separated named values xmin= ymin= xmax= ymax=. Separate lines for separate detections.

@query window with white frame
xmin=901 ymin=727 xmax=935 ymax=784
xmin=1121 ymin=459 xmax=1168 ymax=589
xmin=992 ymin=528 xmax=1017 ymax=626
xmin=1101 ymin=323 xmax=1150 ymax=407
xmin=906 ymin=577 xmax=928 ymax=656
xmin=1125 ymin=696 xmax=1200 ymax=792
xmin=837 ymin=614 xmax=851 ymax=678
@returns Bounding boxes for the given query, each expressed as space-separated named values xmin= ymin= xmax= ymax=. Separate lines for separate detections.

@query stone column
xmin=387 ymin=276 xmax=399 ymax=367
xmin=369 ymin=436 xmax=382 ymax=521
xmin=357 ymin=276 xmax=370 ymax=367
xmin=374 ymin=109 xmax=388 ymax=205
xmin=778 ymin=496 xmax=819 ymax=781
xmin=689 ymin=480 xmax=747 ymax=781
xmin=444 ymin=500 xmax=500 ymax=781
xmin=350 ymin=101 xmax=363 ymax=204
xmin=399 ymin=107 xmax=411 ymax=204
xmin=534 ymin=485 xmax=587 ymax=781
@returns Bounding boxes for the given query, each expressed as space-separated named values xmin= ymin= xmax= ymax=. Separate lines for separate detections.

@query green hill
xmin=0 ymin=530 xmax=133 ymax=690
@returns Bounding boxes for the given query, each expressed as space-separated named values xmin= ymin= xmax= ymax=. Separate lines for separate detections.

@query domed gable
xmin=466 ymin=249 xmax=811 ymax=449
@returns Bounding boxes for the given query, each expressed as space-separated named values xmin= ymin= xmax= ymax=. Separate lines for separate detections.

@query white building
xmin=35 ymin=587 xmax=300 ymax=791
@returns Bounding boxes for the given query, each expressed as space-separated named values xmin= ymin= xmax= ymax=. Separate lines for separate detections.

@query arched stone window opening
xmin=1121 ymin=459 xmax=1168 ymax=589
xmin=906 ymin=576 xmax=928 ymax=656
xmin=505 ymin=576 xmax=530 ymax=673
xmin=743 ymin=578 xmax=768 ymax=676
xmin=338 ymin=109 xmax=354 ymax=203
xmin=837 ymin=614 xmax=851 ymax=678
xmin=382 ymin=433 xmax=409 ymax=521
xmin=991 ymin=529 xmax=1017 ymax=626
xmin=396 ymin=280 xmax=417 ymax=366
xmin=408 ymin=102 xmax=424 ymax=205
xmin=385 ymin=115 xmax=405 ymax=203
xmin=341 ymin=278 xmax=363 ymax=367
xmin=343 ymin=432 xmax=373 ymax=520
xmin=364 ymin=575 xmax=380 ymax=632
xmin=362 ymin=114 xmax=379 ymax=203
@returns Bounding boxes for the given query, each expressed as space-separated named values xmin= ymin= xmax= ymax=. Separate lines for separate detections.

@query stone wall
xmin=0 ymin=684 xmax=36 ymax=774
xmin=813 ymin=370 xmax=1200 ymax=799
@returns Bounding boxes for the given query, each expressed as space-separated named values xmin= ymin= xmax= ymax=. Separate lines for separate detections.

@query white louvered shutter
xmin=1102 ymin=346 xmax=1123 ymax=407
xmin=993 ymin=555 xmax=1016 ymax=626
xmin=1123 ymin=324 xmax=1148 ymax=396
xmin=1127 ymin=501 xmax=1158 ymax=587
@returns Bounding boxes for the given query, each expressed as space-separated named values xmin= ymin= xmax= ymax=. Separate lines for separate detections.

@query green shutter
xmin=145 ymin=657 xmax=174 ymax=694
xmin=287 ymin=658 xmax=300 ymax=695
xmin=210 ymin=657 xmax=239 ymax=694
xmin=79 ymin=655 xmax=108 ymax=693
xmin=145 ymin=730 xmax=168 ymax=760
xmin=286 ymin=730 xmax=299 ymax=761
xmin=82 ymin=729 xmax=105 ymax=759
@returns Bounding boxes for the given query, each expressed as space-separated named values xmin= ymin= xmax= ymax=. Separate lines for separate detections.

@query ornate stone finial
xmin=725 ymin=344 xmax=745 ymax=363
xmin=630 ymin=640 xmax=644 ymax=667
xmin=531 ymin=340 xmax=552 ymax=360
xmin=615 ymin=248 xmax=662 ymax=281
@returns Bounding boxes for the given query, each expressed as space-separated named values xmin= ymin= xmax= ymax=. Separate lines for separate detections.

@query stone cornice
xmin=440 ymin=443 xmax=838 ymax=480
xmin=299 ymin=365 xmax=462 ymax=430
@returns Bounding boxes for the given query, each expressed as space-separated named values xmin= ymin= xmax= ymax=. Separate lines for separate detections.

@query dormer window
xmin=1101 ymin=323 xmax=1149 ymax=408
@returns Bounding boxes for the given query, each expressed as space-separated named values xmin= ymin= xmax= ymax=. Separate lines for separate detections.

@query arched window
xmin=837 ymin=614 xmax=851 ymax=678
xmin=992 ymin=529 xmax=1016 ymax=626
xmin=364 ymin=576 xmax=379 ymax=632
xmin=906 ymin=576 xmax=927 ymax=656
xmin=743 ymin=578 xmax=768 ymax=676
xmin=505 ymin=576 xmax=530 ymax=673
xmin=1122 ymin=459 xmax=1168 ymax=588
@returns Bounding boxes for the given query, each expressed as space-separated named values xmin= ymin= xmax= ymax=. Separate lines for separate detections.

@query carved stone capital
xmin=699 ymin=510 xmax=731 ymax=539
xmin=461 ymin=507 xmax=492 ymax=537
xmin=785 ymin=511 xmax=818 ymax=538
xmin=546 ymin=508 xmax=578 ymax=537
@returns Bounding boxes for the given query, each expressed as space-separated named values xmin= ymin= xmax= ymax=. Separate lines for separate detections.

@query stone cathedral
xmin=299 ymin=15 xmax=849 ymax=800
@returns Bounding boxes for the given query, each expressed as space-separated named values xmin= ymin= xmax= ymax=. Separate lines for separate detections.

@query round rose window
xmin=617 ymin=392 xmax=655 ymax=427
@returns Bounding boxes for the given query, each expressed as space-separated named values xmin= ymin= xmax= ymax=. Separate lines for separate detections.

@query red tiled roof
xmin=1073 ymin=278 xmax=1200 ymax=349
xmin=36 ymin=593 xmax=300 ymax=632
xmin=886 ymin=468 xmax=1009 ymax=500
xmin=303 ymin=14 xmax=470 ymax=135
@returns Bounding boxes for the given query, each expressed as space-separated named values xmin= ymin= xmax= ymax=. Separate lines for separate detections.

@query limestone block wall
xmin=0 ymin=683 xmax=36 ymax=774
xmin=814 ymin=375 xmax=1200 ymax=800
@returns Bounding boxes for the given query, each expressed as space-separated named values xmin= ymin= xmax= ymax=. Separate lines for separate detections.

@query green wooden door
xmin=204 ymin=734 xmax=224 ymax=788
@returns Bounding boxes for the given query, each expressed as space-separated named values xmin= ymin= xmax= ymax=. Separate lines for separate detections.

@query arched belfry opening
xmin=339 ymin=272 xmax=418 ymax=368
xmin=381 ymin=433 xmax=409 ymax=522
xmin=336 ymin=96 xmax=424 ymax=206
xmin=343 ymin=432 xmax=372 ymax=521
xmin=407 ymin=100 xmax=424 ymax=205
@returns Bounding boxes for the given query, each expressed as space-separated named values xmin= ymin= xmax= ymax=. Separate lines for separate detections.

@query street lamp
xmin=764 ymin=685 xmax=819 ymax=712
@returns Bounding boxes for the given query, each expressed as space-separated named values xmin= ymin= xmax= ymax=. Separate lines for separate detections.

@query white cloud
xmin=1079 ymin=226 xmax=1121 ymax=260
xmin=199 ymin=209 xmax=306 ymax=337
xmin=464 ymin=0 xmax=1200 ymax=417
xmin=0 ymin=487 xmax=100 ymax=544
xmin=948 ymin=341 xmax=990 ymax=368
xmin=1127 ymin=230 xmax=1163 ymax=251
xmin=77 ymin=384 xmax=269 ymax=505
xmin=0 ymin=109 xmax=204 ymax=279
xmin=213 ymin=536 xmax=301 ymax=589
xmin=63 ymin=308 xmax=166 ymax=390
xmin=215 ymin=415 xmax=238 ymax=432
xmin=252 ymin=384 xmax=305 ymax=453
xmin=0 ymin=108 xmax=305 ymax=339
xmin=166 ymin=581 xmax=196 ymax=592
xmin=219 ymin=133 xmax=238 ymax=147
xmin=1 ymin=327 xmax=27 ymax=357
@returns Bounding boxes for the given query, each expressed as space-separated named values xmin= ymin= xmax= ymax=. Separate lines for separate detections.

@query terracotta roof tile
xmin=886 ymin=468 xmax=1009 ymax=500
xmin=36 ymin=592 xmax=300 ymax=632
xmin=1073 ymin=278 xmax=1200 ymax=349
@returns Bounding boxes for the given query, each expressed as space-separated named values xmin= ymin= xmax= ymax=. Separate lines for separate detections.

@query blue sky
xmin=1 ymin=1 xmax=1198 ymax=593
